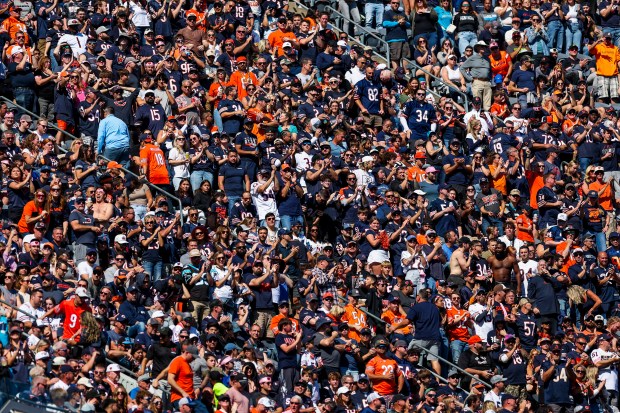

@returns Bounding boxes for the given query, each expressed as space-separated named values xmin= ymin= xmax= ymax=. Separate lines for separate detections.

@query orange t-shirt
xmin=489 ymin=164 xmax=507 ymax=195
xmin=589 ymin=181 xmax=613 ymax=211
xmin=228 ymin=70 xmax=258 ymax=101
xmin=270 ymin=315 xmax=300 ymax=335
xmin=168 ymin=356 xmax=195 ymax=402
xmin=208 ymin=82 xmax=227 ymax=109
xmin=365 ymin=356 xmax=401 ymax=395
xmin=489 ymin=51 xmax=511 ymax=77
xmin=267 ymin=30 xmax=297 ymax=57
xmin=251 ymin=111 xmax=274 ymax=143
xmin=490 ymin=103 xmax=508 ymax=118
xmin=1 ymin=17 xmax=28 ymax=42
xmin=18 ymin=201 xmax=48 ymax=234
xmin=526 ymin=171 xmax=544 ymax=210
xmin=341 ymin=304 xmax=368 ymax=341
xmin=515 ymin=213 xmax=535 ymax=243
xmin=562 ymin=117 xmax=577 ymax=137
xmin=140 ymin=143 xmax=170 ymax=185
xmin=446 ymin=307 xmax=470 ymax=342
xmin=381 ymin=309 xmax=411 ymax=335
xmin=407 ymin=165 xmax=426 ymax=182
xmin=55 ymin=298 xmax=91 ymax=340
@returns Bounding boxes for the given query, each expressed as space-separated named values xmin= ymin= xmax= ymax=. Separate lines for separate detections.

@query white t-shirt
xmin=483 ymin=390 xmax=503 ymax=408
xmin=518 ymin=260 xmax=538 ymax=297
xmin=295 ymin=151 xmax=313 ymax=172
xmin=469 ymin=302 xmax=494 ymax=342
xmin=77 ymin=261 xmax=94 ymax=279
xmin=168 ymin=147 xmax=190 ymax=179
xmin=591 ymin=348 xmax=618 ymax=391
xmin=17 ymin=302 xmax=44 ymax=324
xmin=210 ymin=266 xmax=233 ymax=300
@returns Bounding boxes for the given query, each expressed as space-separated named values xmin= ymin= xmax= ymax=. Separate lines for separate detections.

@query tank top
xmin=128 ymin=184 xmax=148 ymax=207
xmin=445 ymin=65 xmax=462 ymax=81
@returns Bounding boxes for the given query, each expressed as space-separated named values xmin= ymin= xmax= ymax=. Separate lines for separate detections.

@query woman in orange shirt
xmin=482 ymin=152 xmax=508 ymax=195
xmin=18 ymin=189 xmax=49 ymax=234
xmin=588 ymin=166 xmax=614 ymax=212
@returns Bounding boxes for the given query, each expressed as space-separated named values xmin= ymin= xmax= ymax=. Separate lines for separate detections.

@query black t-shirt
xmin=146 ymin=341 xmax=178 ymax=377
xmin=8 ymin=62 xmax=35 ymax=88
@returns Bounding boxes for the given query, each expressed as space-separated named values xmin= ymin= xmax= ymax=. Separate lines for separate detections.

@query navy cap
xmin=611 ymin=232 xmax=620 ymax=239
xmin=501 ymin=394 xmax=517 ymax=402
xmin=277 ymin=228 xmax=291 ymax=236
xmin=116 ymin=314 xmax=128 ymax=324
xmin=439 ymin=183 xmax=451 ymax=191
xmin=307 ymin=293 xmax=319 ymax=302
xmin=60 ymin=365 xmax=74 ymax=374
xmin=588 ymin=190 xmax=599 ymax=198
xmin=86 ymin=248 xmax=98 ymax=256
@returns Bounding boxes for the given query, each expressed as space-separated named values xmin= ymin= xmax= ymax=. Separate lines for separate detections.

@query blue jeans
xmin=190 ymin=170 xmax=214 ymax=190
xmin=131 ymin=204 xmax=148 ymax=222
xmin=13 ymin=88 xmax=35 ymax=115
xmin=450 ymin=339 xmax=468 ymax=364
xmin=280 ymin=215 xmax=304 ymax=230
xmin=579 ymin=157 xmax=592 ymax=173
xmin=214 ymin=109 xmax=223 ymax=132
xmin=127 ymin=322 xmax=146 ymax=338
xmin=565 ymin=22 xmax=582 ymax=51
xmin=605 ymin=27 xmax=620 ymax=49
xmin=482 ymin=215 xmax=505 ymax=236
xmin=364 ymin=2 xmax=383 ymax=29
xmin=227 ymin=195 xmax=240 ymax=216
xmin=595 ymin=231 xmax=607 ymax=254
xmin=414 ymin=32 xmax=438 ymax=54
xmin=103 ymin=146 xmax=130 ymax=168
xmin=457 ymin=31 xmax=478 ymax=56
xmin=546 ymin=20 xmax=564 ymax=52
xmin=142 ymin=260 xmax=163 ymax=282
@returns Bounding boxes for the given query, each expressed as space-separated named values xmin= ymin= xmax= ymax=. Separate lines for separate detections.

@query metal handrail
xmin=0 ymin=97 xmax=185 ymax=223
xmin=324 ymin=6 xmax=391 ymax=64
xmin=403 ymin=57 xmax=470 ymax=111
xmin=335 ymin=295 xmax=491 ymax=389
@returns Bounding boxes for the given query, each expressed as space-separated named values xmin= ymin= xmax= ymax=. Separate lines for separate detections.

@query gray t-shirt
xmin=313 ymin=332 xmax=341 ymax=369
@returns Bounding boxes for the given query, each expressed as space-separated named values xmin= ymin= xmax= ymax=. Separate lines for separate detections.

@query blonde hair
xmin=567 ymin=285 xmax=586 ymax=304
xmin=482 ymin=401 xmax=497 ymax=413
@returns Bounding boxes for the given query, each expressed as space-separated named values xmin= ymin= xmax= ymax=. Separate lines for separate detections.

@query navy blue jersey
xmin=490 ymin=133 xmax=519 ymax=158
xmin=601 ymin=141 xmax=620 ymax=171
xmin=403 ymin=100 xmax=436 ymax=140
xmin=134 ymin=104 xmax=166 ymax=138
xmin=499 ymin=347 xmax=527 ymax=385
xmin=428 ymin=197 xmax=458 ymax=236
xmin=218 ymin=99 xmax=245 ymax=135
xmin=163 ymin=68 xmax=183 ymax=97
xmin=540 ymin=360 xmax=571 ymax=404
xmin=354 ymin=78 xmax=382 ymax=115
xmin=536 ymin=186 xmax=560 ymax=227
xmin=594 ymin=266 xmax=620 ymax=307
xmin=515 ymin=312 xmax=537 ymax=350
xmin=77 ymin=100 xmax=101 ymax=138
xmin=297 ymin=101 xmax=324 ymax=119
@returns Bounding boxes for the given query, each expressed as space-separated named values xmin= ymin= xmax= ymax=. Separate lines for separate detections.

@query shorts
xmin=408 ymin=339 xmax=440 ymax=361
xmin=56 ymin=119 xmax=76 ymax=134
xmin=389 ymin=41 xmax=410 ymax=61
xmin=597 ymin=75 xmax=619 ymax=99
xmin=363 ymin=113 xmax=383 ymax=129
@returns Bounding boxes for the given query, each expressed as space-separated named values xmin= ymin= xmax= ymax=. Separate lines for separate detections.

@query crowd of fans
xmin=1 ymin=0 xmax=620 ymax=412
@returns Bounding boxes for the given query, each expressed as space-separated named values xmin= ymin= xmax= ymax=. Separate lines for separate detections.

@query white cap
xmin=557 ymin=213 xmax=568 ymax=222
xmin=337 ymin=386 xmax=350 ymax=395
xmin=413 ymin=189 xmax=427 ymax=196
xmin=367 ymin=392 xmax=382 ymax=404
xmin=361 ymin=156 xmax=374 ymax=163
xmin=35 ymin=351 xmax=50 ymax=361
xmin=52 ymin=356 xmax=66 ymax=366
xmin=376 ymin=63 xmax=387 ymax=70
xmin=75 ymin=287 xmax=91 ymax=299
xmin=114 ymin=234 xmax=128 ymax=244
xmin=10 ymin=46 xmax=24 ymax=56
xmin=258 ymin=397 xmax=275 ymax=408
xmin=337 ymin=40 xmax=348 ymax=47
xmin=282 ymin=42 xmax=292 ymax=48
xmin=77 ymin=377 xmax=94 ymax=388
xmin=106 ymin=363 xmax=121 ymax=373
xmin=151 ymin=310 xmax=166 ymax=318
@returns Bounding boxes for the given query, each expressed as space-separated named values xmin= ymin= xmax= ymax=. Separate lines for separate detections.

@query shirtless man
xmin=488 ymin=241 xmax=521 ymax=296
xmin=91 ymin=187 xmax=114 ymax=225
xmin=449 ymin=237 xmax=473 ymax=279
